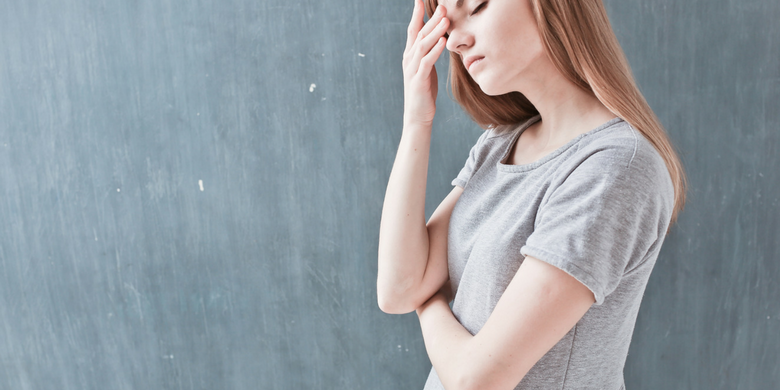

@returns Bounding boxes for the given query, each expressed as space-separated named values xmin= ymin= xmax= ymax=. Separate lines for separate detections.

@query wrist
xmin=402 ymin=117 xmax=433 ymax=133
xmin=398 ymin=123 xmax=433 ymax=149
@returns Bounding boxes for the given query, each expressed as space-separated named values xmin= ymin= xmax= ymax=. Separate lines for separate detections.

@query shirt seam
xmin=623 ymin=234 xmax=661 ymax=276
xmin=627 ymin=125 xmax=639 ymax=169
xmin=560 ymin=322 xmax=579 ymax=390
xmin=495 ymin=117 xmax=625 ymax=173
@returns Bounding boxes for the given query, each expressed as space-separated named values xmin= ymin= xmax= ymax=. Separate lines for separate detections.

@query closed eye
xmin=471 ymin=1 xmax=487 ymax=16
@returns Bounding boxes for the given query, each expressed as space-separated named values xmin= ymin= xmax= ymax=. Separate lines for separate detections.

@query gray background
xmin=0 ymin=0 xmax=777 ymax=389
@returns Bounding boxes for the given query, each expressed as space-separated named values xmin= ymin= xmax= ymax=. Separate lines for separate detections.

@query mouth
xmin=464 ymin=56 xmax=485 ymax=73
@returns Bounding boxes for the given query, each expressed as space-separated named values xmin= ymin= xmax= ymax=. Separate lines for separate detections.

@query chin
xmin=472 ymin=72 xmax=511 ymax=96
xmin=476 ymin=80 xmax=511 ymax=96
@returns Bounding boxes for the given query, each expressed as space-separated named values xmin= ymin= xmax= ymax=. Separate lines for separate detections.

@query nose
xmin=445 ymin=26 xmax=473 ymax=55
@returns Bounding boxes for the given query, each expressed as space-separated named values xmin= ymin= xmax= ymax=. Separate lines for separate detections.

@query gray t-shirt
xmin=423 ymin=116 xmax=674 ymax=390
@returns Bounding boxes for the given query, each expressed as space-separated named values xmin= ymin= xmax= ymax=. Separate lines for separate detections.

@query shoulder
xmin=575 ymin=120 xmax=672 ymax=191
xmin=537 ymin=119 xmax=675 ymax=225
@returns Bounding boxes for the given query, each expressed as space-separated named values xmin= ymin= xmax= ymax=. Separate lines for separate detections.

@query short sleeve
xmin=519 ymin=144 xmax=673 ymax=305
xmin=451 ymin=129 xmax=491 ymax=188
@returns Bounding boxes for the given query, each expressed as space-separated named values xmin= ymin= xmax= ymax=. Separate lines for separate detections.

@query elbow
xmin=377 ymin=296 xmax=412 ymax=315
xmin=376 ymin=251 xmax=433 ymax=314
xmin=376 ymin=280 xmax=422 ymax=314
xmin=376 ymin=287 xmax=418 ymax=315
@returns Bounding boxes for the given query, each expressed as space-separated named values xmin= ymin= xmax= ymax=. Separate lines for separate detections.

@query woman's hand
xmin=403 ymin=0 xmax=449 ymax=128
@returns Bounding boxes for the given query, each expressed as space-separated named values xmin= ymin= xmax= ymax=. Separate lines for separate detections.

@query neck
xmin=512 ymin=58 xmax=615 ymax=141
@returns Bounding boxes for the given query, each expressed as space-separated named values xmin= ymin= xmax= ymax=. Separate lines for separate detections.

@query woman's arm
xmin=416 ymin=256 xmax=596 ymax=390
xmin=377 ymin=0 xmax=452 ymax=314
xmin=379 ymin=183 xmax=461 ymax=314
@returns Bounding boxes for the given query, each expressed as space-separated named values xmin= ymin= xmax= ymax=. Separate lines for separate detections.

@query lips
xmin=464 ymin=55 xmax=485 ymax=72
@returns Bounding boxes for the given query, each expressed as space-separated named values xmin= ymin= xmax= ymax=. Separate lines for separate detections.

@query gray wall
xmin=610 ymin=1 xmax=780 ymax=388
xmin=0 ymin=0 xmax=776 ymax=389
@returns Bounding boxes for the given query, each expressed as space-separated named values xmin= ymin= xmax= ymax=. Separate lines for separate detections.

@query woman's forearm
xmin=417 ymin=293 xmax=478 ymax=390
xmin=377 ymin=123 xmax=435 ymax=313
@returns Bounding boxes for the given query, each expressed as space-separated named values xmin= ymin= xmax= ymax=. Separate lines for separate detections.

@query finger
xmin=405 ymin=0 xmax=425 ymax=52
xmin=411 ymin=17 xmax=449 ymax=66
xmin=416 ymin=5 xmax=446 ymax=45
xmin=417 ymin=37 xmax=447 ymax=76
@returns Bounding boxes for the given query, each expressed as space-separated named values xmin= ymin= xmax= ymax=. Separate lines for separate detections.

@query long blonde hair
xmin=424 ymin=0 xmax=686 ymax=225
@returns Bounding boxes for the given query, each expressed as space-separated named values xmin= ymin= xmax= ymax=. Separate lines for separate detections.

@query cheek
xmin=506 ymin=22 xmax=543 ymax=52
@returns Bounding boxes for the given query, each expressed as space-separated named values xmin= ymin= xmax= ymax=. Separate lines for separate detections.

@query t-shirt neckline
xmin=497 ymin=115 xmax=624 ymax=173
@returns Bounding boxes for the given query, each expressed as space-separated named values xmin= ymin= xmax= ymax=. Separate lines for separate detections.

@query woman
xmin=377 ymin=0 xmax=686 ymax=389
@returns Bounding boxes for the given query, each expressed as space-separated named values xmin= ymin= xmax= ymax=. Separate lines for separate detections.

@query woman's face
xmin=442 ymin=0 xmax=546 ymax=96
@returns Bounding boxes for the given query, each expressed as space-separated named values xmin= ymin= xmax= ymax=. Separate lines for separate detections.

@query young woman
xmin=377 ymin=0 xmax=686 ymax=389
